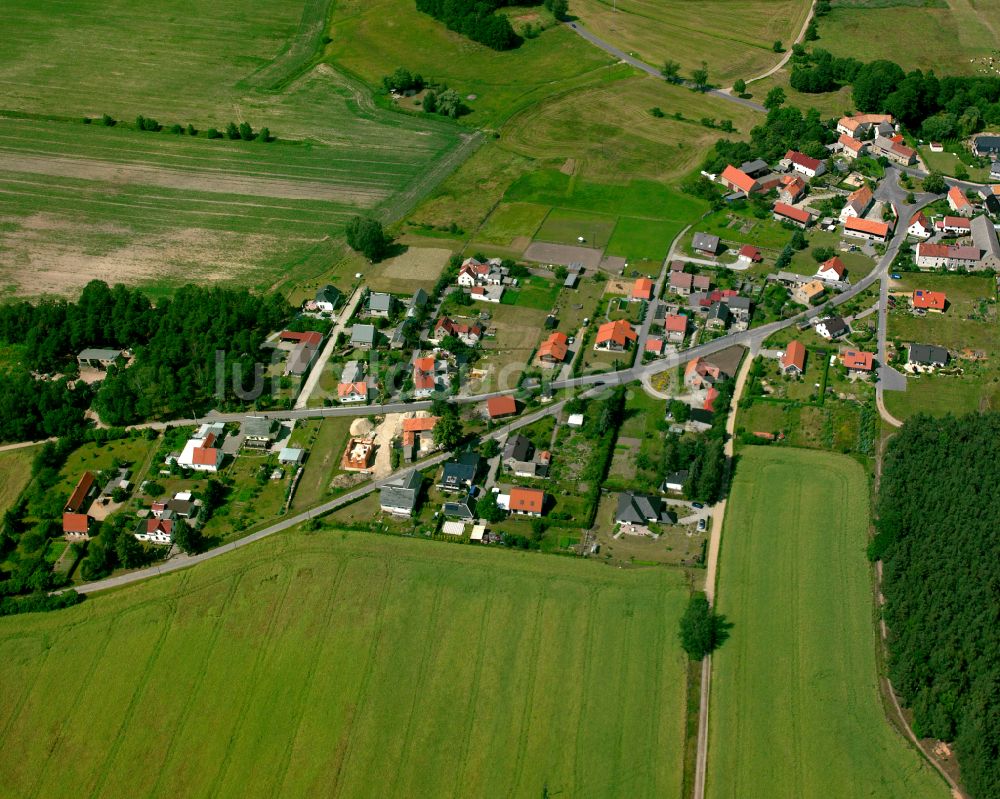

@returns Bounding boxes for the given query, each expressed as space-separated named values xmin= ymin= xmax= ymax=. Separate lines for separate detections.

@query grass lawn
xmin=0 ymin=446 xmax=39 ymax=518
xmin=551 ymin=275 xmax=609 ymax=335
xmin=707 ymin=448 xmax=947 ymax=799
xmin=501 ymin=274 xmax=561 ymax=311
xmin=816 ymin=1 xmax=998 ymax=77
xmin=364 ymin=246 xmax=451 ymax=293
xmin=534 ymin=207 xmax=618 ymax=250
xmin=605 ymin=217 xmax=687 ymax=263
xmin=918 ymin=147 xmax=991 ymax=183
xmin=570 ymin=0 xmax=811 ymax=85
xmin=0 ymin=530 xmax=690 ymax=798
xmin=51 ymin=437 xmax=158 ymax=501
xmin=694 ymin=208 xmax=792 ymax=252
xmin=476 ymin=304 xmax=550 ymax=391
xmin=289 ymin=417 xmax=359 ymax=511
xmin=475 ymin=202 xmax=550 ymax=247
xmin=788 ymin=234 xmax=877 ymax=281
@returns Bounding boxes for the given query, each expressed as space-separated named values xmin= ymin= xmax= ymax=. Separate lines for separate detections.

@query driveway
xmin=294 ymin=284 xmax=364 ymax=409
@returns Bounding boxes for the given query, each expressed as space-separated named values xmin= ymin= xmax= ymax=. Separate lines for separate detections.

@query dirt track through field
xmin=0 ymin=150 xmax=386 ymax=205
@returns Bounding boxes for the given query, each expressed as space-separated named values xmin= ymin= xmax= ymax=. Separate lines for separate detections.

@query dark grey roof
xmin=708 ymin=302 xmax=731 ymax=322
xmin=503 ymin=434 xmax=533 ymax=462
xmin=443 ymin=494 xmax=476 ymax=519
xmin=286 ymin=341 xmax=319 ymax=375
xmin=974 ymin=136 xmax=1000 ymax=155
xmin=740 ymin=159 xmax=769 ymax=176
xmin=689 ymin=408 xmax=715 ymax=426
xmin=380 ymin=470 xmax=423 ymax=511
xmin=820 ymin=316 xmax=848 ymax=337
xmin=971 ymin=215 xmax=1000 ymax=260
xmin=412 ymin=288 xmax=429 ymax=307
xmin=727 ymin=296 xmax=752 ymax=311
xmin=243 ymin=416 xmax=275 ymax=439
xmin=692 ymin=232 xmax=720 ymax=252
xmin=315 ymin=284 xmax=342 ymax=305
xmin=908 ymin=343 xmax=949 ymax=365
xmin=615 ymin=492 xmax=674 ymax=525
xmin=368 ymin=292 xmax=393 ymax=313
xmin=440 ymin=453 xmax=480 ymax=489
xmin=662 ymin=470 xmax=689 ymax=487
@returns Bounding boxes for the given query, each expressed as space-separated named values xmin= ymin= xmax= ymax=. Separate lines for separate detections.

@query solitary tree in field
xmin=345 ymin=215 xmax=392 ymax=262
xmin=679 ymin=592 xmax=721 ymax=660
xmin=732 ymin=78 xmax=746 ymax=96
xmin=691 ymin=62 xmax=709 ymax=91
xmin=661 ymin=60 xmax=681 ymax=84
xmin=772 ymin=40 xmax=783 ymax=52
xmin=259 ymin=126 xmax=271 ymax=142
xmin=764 ymin=86 xmax=786 ymax=110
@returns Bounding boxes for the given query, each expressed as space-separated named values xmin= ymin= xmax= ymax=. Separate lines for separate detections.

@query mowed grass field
xmin=0 ymin=531 xmax=690 ymax=798
xmin=0 ymin=446 xmax=37 ymax=517
xmin=816 ymin=0 xmax=1000 ymax=75
xmin=707 ymin=448 xmax=946 ymax=799
xmin=570 ymin=0 xmax=812 ymax=84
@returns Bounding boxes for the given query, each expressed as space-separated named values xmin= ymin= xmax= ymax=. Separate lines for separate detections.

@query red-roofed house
xmin=664 ymin=314 xmax=688 ymax=343
xmin=915 ymin=242 xmax=980 ymax=269
xmin=508 ymin=487 xmax=546 ymax=517
xmin=912 ymin=290 xmax=947 ymax=312
xmin=594 ymin=320 xmax=637 ymax=352
xmin=840 ymin=185 xmax=874 ymax=221
xmin=778 ymin=174 xmax=807 ymax=204
xmin=907 ymin=211 xmax=932 ymax=239
xmin=631 ymin=277 xmax=654 ymax=301
xmin=720 ymin=164 xmax=759 ymax=196
xmin=178 ymin=434 xmax=223 ymax=472
xmin=780 ymin=340 xmax=806 ymax=375
xmin=737 ymin=245 xmax=763 ymax=263
xmin=645 ymin=337 xmax=664 ymax=355
xmin=486 ymin=395 xmax=518 ymax=420
xmin=947 ymin=186 xmax=974 ymax=216
xmin=936 ymin=216 xmax=972 ymax=236
xmin=433 ymin=317 xmax=483 ymax=346
xmin=684 ymin=357 xmax=728 ymax=389
xmin=413 ymin=356 xmax=438 ymax=399
xmin=62 ymin=511 xmax=92 ymax=540
xmin=338 ymin=381 xmax=368 ymax=403
xmin=815 ymin=256 xmax=846 ymax=282
xmin=840 ymin=349 xmax=875 ymax=373
xmin=782 ymin=150 xmax=825 ymax=178
xmin=538 ymin=331 xmax=569 ymax=364
xmin=844 ymin=216 xmax=890 ymax=242
xmin=773 ymin=202 xmax=812 ymax=228
xmin=838 ymin=134 xmax=867 ymax=159
xmin=137 ymin=516 xmax=176 ymax=545
xmin=278 ymin=330 xmax=323 ymax=347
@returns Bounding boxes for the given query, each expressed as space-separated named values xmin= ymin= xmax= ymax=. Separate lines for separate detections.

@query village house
xmin=502 ymin=434 xmax=551 ymax=478
xmin=661 ymin=470 xmax=688 ymax=493
xmin=914 ymin=242 xmax=980 ymax=270
xmin=62 ymin=471 xmax=97 ymax=539
xmin=401 ymin=415 xmax=438 ymax=461
xmin=737 ymin=244 xmax=763 ymax=264
xmin=773 ymin=202 xmax=812 ymax=228
xmin=631 ymin=277 xmax=654 ymax=301
xmin=337 ymin=381 xmax=368 ymax=404
xmin=907 ymin=211 xmax=932 ymax=239
xmin=947 ymin=186 xmax=974 ymax=217
xmin=594 ymin=319 xmax=637 ymax=352
xmin=840 ymin=348 xmax=875 ymax=374
xmin=973 ymin=135 xmax=1000 ymax=158
xmin=664 ymin=313 xmax=688 ymax=344
xmin=836 ymin=113 xmax=894 ymax=138
xmin=684 ymin=356 xmax=729 ymax=390
xmin=457 ymin=257 xmax=508 ymax=288
xmin=506 ymin=487 xmax=546 ymax=517
xmin=706 ymin=302 xmax=731 ymax=331
xmin=936 ymin=216 xmax=972 ymax=236
xmin=872 ymin=136 xmax=917 ymax=166
xmin=668 ymin=271 xmax=711 ymax=296
xmin=839 ymin=185 xmax=873 ymax=222
xmin=367 ymin=292 xmax=395 ymax=318
xmin=313 ymin=284 xmax=343 ymax=314
xmin=740 ymin=159 xmax=770 ymax=177
xmin=815 ymin=256 xmax=847 ymax=283
xmin=280 ymin=330 xmax=323 ymax=377
xmin=485 ymin=395 xmax=518 ymax=421
xmin=615 ymin=492 xmax=675 ymax=528
xmin=907 ymin=343 xmax=949 ymax=372
xmin=692 ymin=232 xmax=721 ymax=255
xmin=76 ymin=347 xmax=123 ymax=371
xmin=278 ymin=447 xmax=304 ymax=466
xmin=726 ymin=296 xmax=753 ymax=330
xmin=433 ymin=317 xmax=483 ymax=346
xmin=844 ymin=216 xmax=890 ymax=243
xmin=176 ymin=428 xmax=224 ymax=472
xmin=413 ymin=356 xmax=448 ymax=399
xmin=719 ymin=164 xmax=760 ymax=196
xmin=242 ymin=416 xmax=277 ymax=449
xmin=815 ymin=316 xmax=849 ymax=340
xmin=777 ymin=174 xmax=807 ymax=205
xmin=781 ymin=150 xmax=825 ymax=178
xmin=538 ymin=331 xmax=569 ymax=365
xmin=780 ymin=340 xmax=806 ymax=375
xmin=470 ymin=285 xmax=504 ymax=303
xmin=971 ymin=214 xmax=1000 ymax=270
xmin=792 ymin=279 xmax=825 ymax=306
xmin=136 ymin=512 xmax=180 ymax=545
xmin=645 ymin=337 xmax=664 ymax=356
xmin=379 ymin=471 xmax=423 ymax=516
xmin=838 ymin=134 xmax=867 ymax=159
xmin=438 ymin=452 xmax=480 ymax=492
xmin=351 ymin=324 xmax=377 ymax=350
xmin=912 ymin=290 xmax=947 ymax=312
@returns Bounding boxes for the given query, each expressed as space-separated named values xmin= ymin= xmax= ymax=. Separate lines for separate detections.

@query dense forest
xmin=790 ymin=48 xmax=1000 ymax=134
xmin=871 ymin=413 xmax=1000 ymax=798
xmin=0 ymin=281 xmax=291 ymax=430
xmin=415 ymin=0 xmax=540 ymax=50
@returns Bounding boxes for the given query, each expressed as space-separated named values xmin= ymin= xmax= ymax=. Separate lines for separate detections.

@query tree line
xmin=870 ymin=413 xmax=1000 ymax=798
xmin=88 ymin=114 xmax=273 ymax=142
xmin=415 ymin=0 xmax=542 ymax=50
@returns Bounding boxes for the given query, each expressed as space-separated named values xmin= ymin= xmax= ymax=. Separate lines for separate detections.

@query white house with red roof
xmin=947 ymin=186 xmax=974 ymax=217
xmin=844 ymin=216 xmax=890 ymax=242
xmin=719 ymin=164 xmax=759 ymax=196
xmin=840 ymin=349 xmax=875 ymax=374
xmin=907 ymin=211 xmax=932 ymax=239
xmin=177 ymin=432 xmax=223 ymax=472
xmin=663 ymin=314 xmax=688 ymax=344
xmin=872 ymin=136 xmax=917 ymax=166
xmin=433 ymin=317 xmax=483 ymax=346
xmin=781 ymin=150 xmax=825 ymax=178
xmin=737 ymin=245 xmax=763 ymax=263
xmin=936 ymin=216 xmax=972 ymax=236
xmin=777 ymin=175 xmax=806 ymax=204
xmin=594 ymin=320 xmax=637 ymax=352
xmin=773 ymin=202 xmax=813 ymax=228
xmin=337 ymin=382 xmax=369 ymax=403
xmin=839 ymin=185 xmax=874 ymax=222
xmin=815 ymin=256 xmax=847 ymax=283
xmin=838 ymin=134 xmax=867 ymax=159
xmin=912 ymin=289 xmax=947 ymax=312
xmin=413 ymin=356 xmax=448 ymax=399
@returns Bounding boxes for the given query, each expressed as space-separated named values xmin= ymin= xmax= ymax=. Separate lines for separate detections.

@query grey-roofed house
xmin=615 ymin=492 xmax=676 ymax=526
xmin=438 ymin=452 xmax=481 ymax=492
xmin=503 ymin=434 xmax=532 ymax=464
xmin=278 ymin=447 xmax=304 ymax=465
xmin=971 ymin=214 xmax=1000 ymax=270
xmin=908 ymin=343 xmax=949 ymax=369
xmin=502 ymin=434 xmax=550 ymax=478
xmin=443 ymin=492 xmax=476 ymax=519
xmin=368 ymin=292 xmax=395 ymax=318
xmin=661 ymin=470 xmax=689 ymax=493
xmin=706 ymin=302 xmax=732 ymax=330
xmin=351 ymin=324 xmax=377 ymax=350
xmin=285 ymin=340 xmax=320 ymax=376
xmin=740 ymin=159 xmax=770 ymax=178
xmin=727 ymin=295 xmax=753 ymax=319
xmin=342 ymin=360 xmax=366 ymax=384
xmin=243 ymin=416 xmax=277 ymax=448
xmin=692 ymin=232 xmax=721 ymax=256
xmin=974 ymin=135 xmax=1000 ymax=157
xmin=77 ymin=347 xmax=123 ymax=370
xmin=314 ymin=284 xmax=343 ymax=313
xmin=379 ymin=470 xmax=424 ymax=516
xmin=815 ymin=316 xmax=848 ymax=340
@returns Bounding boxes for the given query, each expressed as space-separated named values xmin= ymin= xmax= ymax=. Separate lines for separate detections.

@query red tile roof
xmin=595 ymin=319 xmax=637 ymax=348
xmin=402 ymin=416 xmax=438 ymax=432
xmin=664 ymin=314 xmax=687 ymax=333
xmin=818 ymin=256 xmax=846 ymax=278
xmin=146 ymin=517 xmax=174 ymax=536
xmin=784 ymin=150 xmax=822 ymax=171
xmin=841 ymin=349 xmax=874 ymax=371
xmin=720 ymin=164 xmax=757 ymax=194
xmin=192 ymin=438 xmax=220 ymax=467
xmin=773 ymin=202 xmax=811 ymax=225
xmin=703 ymin=387 xmax=719 ymax=412
xmin=844 ymin=217 xmax=889 ymax=237
xmin=738 ymin=244 xmax=762 ymax=262
xmin=486 ymin=395 xmax=517 ymax=419
xmin=338 ymin=381 xmax=368 ymax=398
xmin=839 ymin=134 xmax=865 ymax=153
xmin=645 ymin=337 xmax=664 ymax=353
xmin=65 ymin=472 xmax=95 ymax=513
xmin=62 ymin=511 xmax=90 ymax=535
xmin=909 ymin=211 xmax=930 ymax=229
xmin=912 ymin=290 xmax=947 ymax=311
xmin=781 ymin=340 xmax=806 ymax=372
xmin=279 ymin=330 xmax=323 ymax=347
xmin=509 ymin=487 xmax=545 ymax=514
xmin=631 ymin=278 xmax=654 ymax=300
xmin=937 ymin=216 xmax=971 ymax=231
xmin=948 ymin=185 xmax=971 ymax=208
xmin=538 ymin=331 xmax=569 ymax=362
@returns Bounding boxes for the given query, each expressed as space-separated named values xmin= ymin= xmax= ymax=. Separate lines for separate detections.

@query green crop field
xmin=0 ymin=531 xmax=690 ymax=798
xmin=0 ymin=446 xmax=37 ymax=518
xmin=816 ymin=1 xmax=999 ymax=75
xmin=571 ymin=0 xmax=812 ymax=84
xmin=0 ymin=1 xmax=472 ymax=297
xmin=707 ymin=448 xmax=946 ymax=799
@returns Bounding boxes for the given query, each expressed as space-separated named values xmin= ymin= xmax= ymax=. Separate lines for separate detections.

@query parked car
xmin=891 ymin=273 xmax=901 ymax=279
xmin=692 ymin=502 xmax=704 ymax=509
xmin=697 ymin=518 xmax=707 ymax=531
